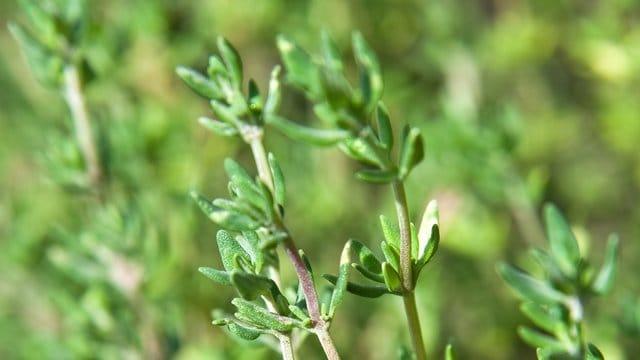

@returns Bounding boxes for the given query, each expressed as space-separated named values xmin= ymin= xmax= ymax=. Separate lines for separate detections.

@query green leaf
xmin=496 ymin=263 xmax=568 ymax=305
xmin=299 ymin=250 xmax=314 ymax=278
xmin=351 ymin=240 xmax=382 ymax=275
xmin=276 ymin=34 xmax=318 ymax=95
xmin=227 ymin=322 xmax=262 ymax=340
xmin=191 ymin=191 xmax=216 ymax=217
xmin=520 ymin=302 xmax=559 ymax=334
xmin=227 ymin=169 xmax=270 ymax=218
xmin=445 ymin=342 xmax=457 ymax=360
xmin=352 ymin=263 xmax=384 ymax=283
xmin=376 ymin=103 xmax=393 ymax=150
xmin=210 ymin=209 xmax=261 ymax=231
xmin=379 ymin=215 xmax=400 ymax=250
xmin=517 ymin=326 xmax=566 ymax=353
xmin=319 ymin=66 xmax=355 ymax=110
xmin=210 ymin=99 xmax=242 ymax=129
xmin=356 ymin=168 xmax=397 ymax=184
xmin=417 ymin=200 xmax=440 ymax=262
xmin=192 ymin=191 xmax=259 ymax=229
xmin=256 ymin=181 xmax=275 ymax=222
xmin=217 ymin=230 xmax=249 ymax=271
xmin=323 ymin=275 xmax=389 ymax=298
xmin=410 ymin=222 xmax=419 ymax=262
xmin=263 ymin=66 xmax=281 ymax=117
xmin=212 ymin=198 xmax=263 ymax=222
xmin=585 ymin=343 xmax=605 ymax=360
xmin=267 ymin=115 xmax=350 ymax=146
xmin=230 ymin=271 xmax=277 ymax=300
xmin=398 ymin=126 xmax=424 ymax=180
xmin=288 ymin=305 xmax=312 ymax=327
xmin=529 ymin=248 xmax=565 ymax=284
xmin=320 ymin=30 xmax=343 ymax=72
xmin=207 ymin=55 xmax=226 ymax=78
xmin=381 ymin=241 xmax=400 ymax=272
xmin=353 ymin=32 xmax=383 ymax=112
xmin=544 ymin=204 xmax=581 ymax=278
xmin=198 ymin=116 xmax=239 ymax=137
xmin=267 ymin=153 xmax=286 ymax=211
xmin=339 ymin=137 xmax=385 ymax=167
xmin=247 ymin=79 xmax=262 ymax=118
xmin=18 ymin=0 xmax=58 ymax=48
xmin=198 ymin=267 xmax=231 ymax=286
xmin=328 ymin=241 xmax=352 ymax=318
xmin=238 ymin=231 xmax=264 ymax=273
xmin=9 ymin=22 xmax=63 ymax=87
xmin=592 ymin=234 xmax=619 ymax=294
xmin=176 ymin=66 xmax=222 ymax=99
xmin=382 ymin=262 xmax=402 ymax=292
xmin=232 ymin=298 xmax=294 ymax=332
xmin=217 ymin=36 xmax=243 ymax=89
xmin=224 ymin=158 xmax=252 ymax=184
xmin=399 ymin=346 xmax=412 ymax=360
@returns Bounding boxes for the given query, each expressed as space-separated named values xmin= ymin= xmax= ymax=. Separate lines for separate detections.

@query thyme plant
xmin=177 ymin=37 xmax=346 ymax=359
xmin=9 ymin=0 xmax=102 ymax=188
xmin=498 ymin=204 xmax=619 ymax=359
xmin=10 ymin=1 xmax=167 ymax=357
xmin=179 ymin=33 xmax=442 ymax=359
xmin=274 ymin=33 xmax=440 ymax=360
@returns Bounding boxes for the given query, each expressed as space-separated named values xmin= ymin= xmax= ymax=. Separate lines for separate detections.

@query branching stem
xmin=392 ymin=181 xmax=413 ymax=290
xmin=248 ymin=133 xmax=340 ymax=360
xmin=391 ymin=180 xmax=427 ymax=360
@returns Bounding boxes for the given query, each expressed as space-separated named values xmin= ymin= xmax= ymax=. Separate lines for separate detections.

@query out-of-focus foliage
xmin=1 ymin=0 xmax=638 ymax=359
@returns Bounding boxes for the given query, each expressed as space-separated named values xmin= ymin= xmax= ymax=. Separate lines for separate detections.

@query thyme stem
xmin=62 ymin=64 xmax=102 ymax=186
xmin=391 ymin=180 xmax=427 ymax=360
xmin=249 ymin=135 xmax=340 ymax=360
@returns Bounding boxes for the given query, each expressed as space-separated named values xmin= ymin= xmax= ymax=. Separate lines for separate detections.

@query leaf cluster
xmin=275 ymin=32 xmax=424 ymax=184
xmin=325 ymin=200 xmax=439 ymax=296
xmin=178 ymin=37 xmax=351 ymax=348
xmin=9 ymin=0 xmax=91 ymax=87
xmin=497 ymin=204 xmax=619 ymax=359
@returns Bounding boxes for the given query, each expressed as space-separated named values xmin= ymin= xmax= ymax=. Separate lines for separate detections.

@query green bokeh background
xmin=1 ymin=0 xmax=639 ymax=359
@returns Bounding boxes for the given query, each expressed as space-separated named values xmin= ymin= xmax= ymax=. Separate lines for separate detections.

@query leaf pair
xmin=199 ymin=230 xmax=298 ymax=339
xmin=324 ymin=201 xmax=440 ymax=297
xmin=177 ymin=37 xmax=242 ymax=102
xmin=192 ymin=158 xmax=282 ymax=232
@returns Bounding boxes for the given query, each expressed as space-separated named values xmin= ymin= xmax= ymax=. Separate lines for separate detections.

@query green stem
xmin=248 ymin=132 xmax=341 ymax=360
xmin=403 ymin=292 xmax=427 ymax=360
xmin=391 ymin=181 xmax=413 ymax=290
xmin=391 ymin=180 xmax=427 ymax=360
xmin=62 ymin=63 xmax=102 ymax=186
xmin=276 ymin=332 xmax=296 ymax=360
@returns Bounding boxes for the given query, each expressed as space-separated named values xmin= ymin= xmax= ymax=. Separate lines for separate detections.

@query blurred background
xmin=1 ymin=0 xmax=639 ymax=359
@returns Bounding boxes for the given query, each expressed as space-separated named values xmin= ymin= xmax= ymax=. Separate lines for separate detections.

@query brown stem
xmin=248 ymin=134 xmax=340 ymax=359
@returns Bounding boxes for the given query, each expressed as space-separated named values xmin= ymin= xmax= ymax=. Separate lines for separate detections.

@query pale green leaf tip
xmin=418 ymin=199 xmax=439 ymax=256
xmin=341 ymin=240 xmax=353 ymax=265
xmin=276 ymin=34 xmax=294 ymax=52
